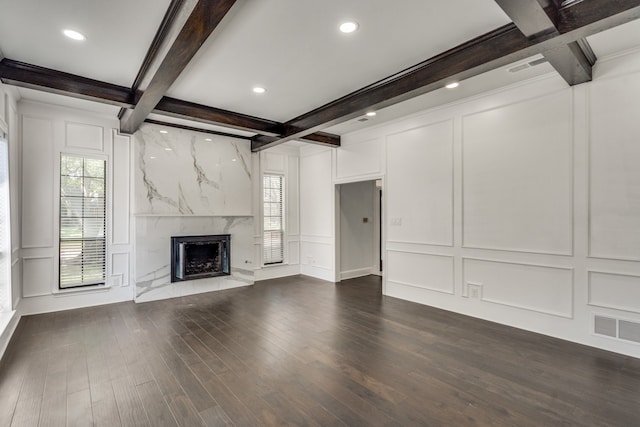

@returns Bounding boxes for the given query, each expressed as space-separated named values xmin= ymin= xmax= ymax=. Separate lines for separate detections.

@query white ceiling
xmin=168 ymin=0 xmax=511 ymax=122
xmin=587 ymin=18 xmax=640 ymax=59
xmin=1 ymin=0 xmax=639 ymax=140
xmin=0 ymin=0 xmax=170 ymax=87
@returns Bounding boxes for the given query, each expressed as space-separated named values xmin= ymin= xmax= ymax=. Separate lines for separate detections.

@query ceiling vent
xmin=357 ymin=118 xmax=369 ymax=122
xmin=508 ymin=58 xmax=549 ymax=73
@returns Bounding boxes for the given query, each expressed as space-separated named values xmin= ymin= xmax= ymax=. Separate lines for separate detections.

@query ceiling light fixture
xmin=205 ymin=138 xmax=212 ymax=141
xmin=63 ymin=29 xmax=86 ymax=41
xmin=253 ymin=87 xmax=266 ymax=94
xmin=445 ymin=82 xmax=460 ymax=89
xmin=164 ymin=148 xmax=172 ymax=151
xmin=366 ymin=111 xmax=376 ymax=117
xmin=340 ymin=22 xmax=359 ymax=33
xmin=159 ymin=130 xmax=168 ymax=134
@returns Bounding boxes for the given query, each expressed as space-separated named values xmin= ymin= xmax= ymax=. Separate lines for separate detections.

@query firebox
xmin=171 ymin=234 xmax=230 ymax=282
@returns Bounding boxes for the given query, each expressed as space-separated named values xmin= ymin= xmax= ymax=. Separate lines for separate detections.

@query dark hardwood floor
xmin=0 ymin=274 xmax=639 ymax=426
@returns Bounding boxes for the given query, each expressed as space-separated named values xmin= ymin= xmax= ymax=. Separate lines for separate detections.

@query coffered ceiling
xmin=1 ymin=0 xmax=639 ymax=150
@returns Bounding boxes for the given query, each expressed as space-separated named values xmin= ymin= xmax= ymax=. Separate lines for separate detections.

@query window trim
xmin=0 ymin=123 xmax=12 ymax=312
xmin=57 ymin=152 xmax=108 ymax=291
xmin=262 ymin=173 xmax=286 ymax=267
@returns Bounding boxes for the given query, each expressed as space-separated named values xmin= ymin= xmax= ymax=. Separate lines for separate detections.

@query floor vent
xmin=595 ymin=315 xmax=640 ymax=344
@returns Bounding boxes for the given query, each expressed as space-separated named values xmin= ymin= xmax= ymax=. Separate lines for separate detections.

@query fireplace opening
xmin=171 ymin=234 xmax=230 ymax=282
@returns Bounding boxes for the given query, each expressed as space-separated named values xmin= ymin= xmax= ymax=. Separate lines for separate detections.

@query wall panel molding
xmin=461 ymin=91 xmax=573 ymax=256
xmin=588 ymin=271 xmax=640 ymax=314
xmin=22 ymin=256 xmax=54 ymax=298
xmin=462 ymin=257 xmax=574 ymax=318
xmin=387 ymin=251 xmax=455 ymax=295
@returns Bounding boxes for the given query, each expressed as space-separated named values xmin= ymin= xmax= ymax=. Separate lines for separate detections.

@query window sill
xmin=53 ymin=284 xmax=111 ymax=296
xmin=261 ymin=262 xmax=288 ymax=269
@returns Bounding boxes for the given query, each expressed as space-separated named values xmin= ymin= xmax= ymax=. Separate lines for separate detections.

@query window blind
xmin=263 ymin=174 xmax=284 ymax=265
xmin=59 ymin=155 xmax=106 ymax=288
xmin=0 ymin=138 xmax=10 ymax=311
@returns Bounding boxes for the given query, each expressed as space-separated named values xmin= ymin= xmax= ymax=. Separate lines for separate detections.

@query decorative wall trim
xmin=22 ymin=256 xmax=54 ymax=298
xmin=588 ymin=270 xmax=640 ymax=314
xmin=387 ymin=279 xmax=455 ymax=295
xmin=386 ymin=251 xmax=455 ymax=294
xmin=462 ymin=257 xmax=574 ymax=319
xmin=299 ymin=234 xmax=333 ymax=244
xmin=386 ymin=118 xmax=454 ymax=247
xmin=460 ymin=91 xmax=574 ymax=257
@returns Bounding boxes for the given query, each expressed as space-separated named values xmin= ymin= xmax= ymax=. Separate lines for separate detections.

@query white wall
xmin=253 ymin=144 xmax=301 ymax=280
xmin=299 ymin=145 xmax=335 ymax=281
xmin=298 ymin=49 xmax=640 ymax=358
xmin=339 ymin=180 xmax=376 ymax=279
xmin=18 ymin=101 xmax=133 ymax=314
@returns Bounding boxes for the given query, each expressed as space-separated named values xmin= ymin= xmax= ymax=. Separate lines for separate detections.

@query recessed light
xmin=340 ymin=22 xmax=359 ymax=33
xmin=159 ymin=130 xmax=168 ymax=134
xmin=253 ymin=87 xmax=266 ymax=94
xmin=205 ymin=138 xmax=212 ymax=141
xmin=232 ymin=158 xmax=237 ymax=162
xmin=164 ymin=148 xmax=172 ymax=151
xmin=445 ymin=82 xmax=460 ymax=89
xmin=149 ymin=156 xmax=156 ymax=160
xmin=366 ymin=111 xmax=376 ymax=117
xmin=63 ymin=29 xmax=86 ymax=41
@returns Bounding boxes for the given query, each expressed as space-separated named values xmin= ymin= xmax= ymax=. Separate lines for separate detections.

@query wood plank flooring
xmin=1 ymin=274 xmax=639 ymax=426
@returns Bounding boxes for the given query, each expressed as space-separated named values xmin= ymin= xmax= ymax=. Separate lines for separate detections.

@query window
xmin=59 ymin=155 xmax=106 ymax=289
xmin=263 ymin=174 xmax=284 ymax=265
xmin=0 ymin=134 xmax=10 ymax=311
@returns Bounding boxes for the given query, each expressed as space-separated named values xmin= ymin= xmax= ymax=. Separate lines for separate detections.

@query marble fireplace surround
xmin=133 ymin=125 xmax=255 ymax=303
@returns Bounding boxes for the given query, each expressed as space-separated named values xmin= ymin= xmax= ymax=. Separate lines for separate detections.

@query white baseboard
xmin=301 ymin=264 xmax=336 ymax=282
xmin=340 ymin=266 xmax=376 ymax=280
xmin=255 ymin=264 xmax=301 ymax=281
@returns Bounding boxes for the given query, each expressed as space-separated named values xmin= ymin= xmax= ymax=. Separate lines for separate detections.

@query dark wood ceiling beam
xmin=120 ymin=0 xmax=238 ymax=135
xmin=144 ymin=118 xmax=253 ymax=140
xmin=252 ymin=0 xmax=640 ymax=151
xmin=154 ymin=97 xmax=340 ymax=146
xmin=118 ymin=0 xmax=186 ymax=120
xmin=494 ymin=0 xmax=594 ymax=86
xmin=153 ymin=96 xmax=282 ymax=135
xmin=0 ymin=57 xmax=340 ymax=145
xmin=0 ymin=59 xmax=135 ymax=107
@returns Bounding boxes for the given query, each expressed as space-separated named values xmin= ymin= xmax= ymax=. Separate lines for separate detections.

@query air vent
xmin=529 ymin=58 xmax=549 ymax=67
xmin=508 ymin=58 xmax=549 ymax=73
xmin=619 ymin=320 xmax=640 ymax=344
xmin=357 ymin=118 xmax=369 ymax=122
xmin=594 ymin=316 xmax=616 ymax=337
xmin=509 ymin=63 xmax=530 ymax=73
xmin=594 ymin=315 xmax=640 ymax=344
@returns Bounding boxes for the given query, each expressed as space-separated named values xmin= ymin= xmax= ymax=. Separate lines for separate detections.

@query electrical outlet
xmin=467 ymin=283 xmax=482 ymax=299
xmin=363 ymin=217 xmax=369 ymax=223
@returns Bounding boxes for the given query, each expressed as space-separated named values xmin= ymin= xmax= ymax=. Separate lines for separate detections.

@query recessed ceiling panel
xmin=168 ymin=0 xmax=511 ymax=122
xmin=0 ymin=0 xmax=172 ymax=87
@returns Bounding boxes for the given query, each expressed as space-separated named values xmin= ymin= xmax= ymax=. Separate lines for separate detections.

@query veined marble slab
xmin=134 ymin=124 xmax=252 ymax=216
xmin=135 ymin=216 xmax=254 ymax=302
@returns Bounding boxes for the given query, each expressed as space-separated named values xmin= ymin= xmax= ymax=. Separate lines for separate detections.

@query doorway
xmin=335 ymin=179 xmax=383 ymax=282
